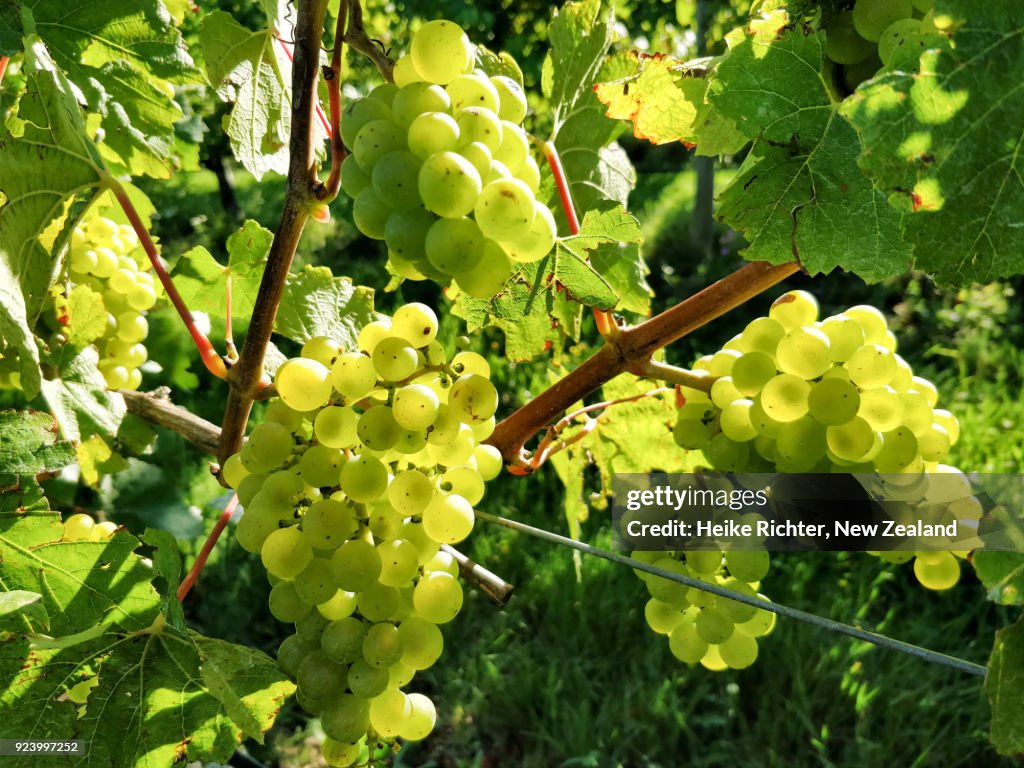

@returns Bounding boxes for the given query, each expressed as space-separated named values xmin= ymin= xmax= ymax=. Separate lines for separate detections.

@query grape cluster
xmin=340 ymin=19 xmax=554 ymax=298
xmin=824 ymin=0 xmax=943 ymax=92
xmin=222 ymin=303 xmax=503 ymax=763
xmin=62 ymin=513 xmax=118 ymax=542
xmin=673 ymin=290 xmax=973 ymax=591
xmin=634 ymin=548 xmax=776 ymax=671
xmin=64 ymin=212 xmax=162 ymax=390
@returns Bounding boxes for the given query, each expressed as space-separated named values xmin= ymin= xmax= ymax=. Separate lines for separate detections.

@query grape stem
xmin=177 ymin=494 xmax=239 ymax=603
xmin=338 ymin=0 xmax=395 ymax=83
xmin=224 ymin=273 xmax=238 ymax=361
xmin=487 ymin=260 xmax=800 ymax=463
xmin=629 ymin=359 xmax=716 ymax=392
xmin=219 ymin=0 xmax=331 ymax=466
xmin=474 ymin=509 xmax=988 ymax=678
xmin=124 ymin=388 xmax=516 ymax=604
xmin=317 ymin=0 xmax=349 ymax=203
xmin=106 ymin=177 xmax=228 ymax=380
xmin=542 ymin=140 xmax=619 ymax=340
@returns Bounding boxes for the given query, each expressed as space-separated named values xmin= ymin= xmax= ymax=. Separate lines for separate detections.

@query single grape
xmin=314 ymin=406 xmax=360 ymax=449
xmin=321 ymin=693 xmax=371 ymax=744
xmin=453 ymin=239 xmax=512 ymax=299
xmin=269 ymin=580 xmax=312 ymax=623
xmin=852 ymin=0 xmax=914 ymax=42
xmin=768 ymin=290 xmax=818 ymax=329
xmin=448 ymin=373 xmax=499 ymax=423
xmin=410 ymin=20 xmax=475 ymax=85
xmin=63 ymin=513 xmax=97 ymax=541
xmin=392 ymin=303 xmax=439 ymax=347
xmin=391 ymin=82 xmax=451 ymax=128
xmin=340 ymin=98 xmax=393 ymax=149
xmin=262 ymin=526 xmax=314 ymax=580
xmin=807 ymin=377 xmax=861 ymax=425
xmin=446 ymin=73 xmax=500 ymax=112
xmin=826 ymin=11 xmax=875 ymax=64
xmin=408 ymin=111 xmax=461 ymax=160
xmin=490 ymin=75 xmax=528 ymax=123
xmin=425 ymin=217 xmax=486 ymax=275
xmin=501 ymin=201 xmax=557 ymax=263
xmin=455 ymin=107 xmax=503 ymax=152
xmin=418 ymin=151 xmax=482 ymax=218
xmin=340 ymin=455 xmax=389 ymax=503
xmin=393 ymin=384 xmax=440 ymax=430
xmin=413 ymin=571 xmax=463 ymax=623
xmin=474 ymin=178 xmax=536 ymax=241
xmin=371 ymin=151 xmax=422 ymax=211
xmin=775 ymin=327 xmax=832 ymax=380
xmin=423 ymin=492 xmax=475 ymax=544
xmin=760 ymin=374 xmax=811 ymax=423
xmin=352 ymin=187 xmax=392 ymax=240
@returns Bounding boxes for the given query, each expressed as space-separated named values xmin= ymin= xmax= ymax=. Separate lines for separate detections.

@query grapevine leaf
xmin=141 ymin=529 xmax=185 ymax=632
xmin=841 ymin=0 xmax=1024 ymax=283
xmin=709 ymin=20 xmax=910 ymax=281
xmin=276 ymin=266 xmax=378 ymax=349
xmin=475 ymin=45 xmax=524 ymax=86
xmin=0 ymin=37 xmax=105 ymax=398
xmin=542 ymin=0 xmax=615 ymax=131
xmin=973 ymin=552 xmax=1024 ymax=606
xmin=987 ymin=616 xmax=1024 ymax=756
xmin=0 ymin=590 xmax=48 ymax=633
xmin=64 ymin=285 xmax=109 ymax=349
xmin=75 ymin=435 xmax=128 ymax=488
xmin=0 ymin=410 xmax=75 ymax=483
xmin=563 ymin=201 xmax=648 ymax=313
xmin=15 ymin=0 xmax=197 ymax=177
xmin=40 ymin=347 xmax=126 ymax=443
xmin=173 ymin=220 xmax=272 ymax=321
xmin=201 ymin=10 xmax=301 ymax=179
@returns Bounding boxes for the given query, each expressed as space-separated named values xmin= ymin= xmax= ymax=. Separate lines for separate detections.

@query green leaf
xmin=542 ymin=0 xmax=615 ymax=132
xmin=709 ymin=22 xmax=910 ymax=282
xmin=841 ymin=0 xmax=1024 ymax=283
xmin=987 ymin=616 xmax=1024 ymax=756
xmin=0 ymin=37 xmax=105 ymax=398
xmin=475 ymin=45 xmax=524 ymax=86
xmin=276 ymin=266 xmax=377 ymax=349
xmin=75 ymin=434 xmax=129 ymax=487
xmin=562 ymin=201 xmax=648 ymax=313
xmin=0 ymin=410 xmax=75 ymax=483
xmin=141 ymin=528 xmax=185 ymax=631
xmin=16 ymin=0 xmax=196 ymax=177
xmin=173 ymin=220 xmax=272 ymax=321
xmin=201 ymin=10 xmax=324 ymax=180
xmin=63 ymin=285 xmax=109 ymax=349
xmin=40 ymin=347 xmax=126 ymax=442
xmin=0 ymin=590 xmax=48 ymax=633
xmin=974 ymin=552 xmax=1024 ymax=606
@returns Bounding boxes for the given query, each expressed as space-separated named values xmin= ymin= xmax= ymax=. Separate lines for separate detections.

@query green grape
xmin=296 ymin=609 xmax=331 ymax=642
xmin=391 ymin=82 xmax=450 ymax=129
xmin=425 ymin=216 xmax=485 ymax=274
xmin=760 ymin=374 xmax=811 ymax=423
xmin=932 ymin=409 xmax=960 ymax=444
xmin=768 ymin=290 xmax=818 ymax=329
xmin=356 ymin=406 xmax=402 ymax=450
xmin=331 ymin=353 xmax=378 ymax=400
xmin=695 ymin=607 xmax=734 ymax=644
xmin=423 ymin=549 xmax=458 ymax=575
xmin=519 ymin=155 xmax=542 ymax=193
xmin=318 ymin=589 xmax=358 ymax=621
xmin=262 ymin=526 xmax=313 ymax=580
xmin=724 ymin=550 xmax=770 ymax=582
xmin=369 ymin=505 xmax=406 ymax=542
xmin=668 ymin=619 xmax=708 ymax=664
xmin=277 ymin=633 xmax=318 ymax=677
xmin=826 ymin=10 xmax=875 ymax=64
xmin=858 ymin=387 xmax=904 ymax=432
xmin=340 ymin=98 xmax=392 ymax=149
xmin=473 ymin=444 xmax=503 ymax=481
xmin=458 ymin=140 xmax=493 ymax=177
xmin=393 ymin=303 xmax=439 ymax=348
xmin=819 ymin=314 xmax=866 ymax=361
xmin=352 ymin=187 xmax=392 ymax=240
xmin=645 ymin=599 xmax=686 ymax=635
xmin=296 ymin=651 xmax=348 ymax=707
xmin=410 ymin=20 xmax=474 ymax=85
xmin=717 ymin=579 xmax=758 ymax=623
xmin=322 ymin=616 xmax=369 ymax=664
xmin=299 ymin=444 xmax=344 ymax=487
xmin=711 ymin=376 xmax=743 ymax=409
xmin=847 ymin=343 xmax=897 ymax=388
xmin=332 ymin=539 xmax=383 ymax=591
xmin=94 ymin=521 xmax=118 ymax=539
xmin=719 ymin=399 xmax=758 ymax=442
xmin=718 ymin=630 xmax=759 ymax=669
xmin=873 ymin=426 xmax=919 ymax=472
xmin=352 ymin=119 xmax=407 ymax=171
xmin=706 ymin=349 xmax=742 ymax=377
xmin=826 ymin=416 xmax=878 ymax=462
xmin=474 ymin=178 xmax=535 ymax=240
xmin=242 ymin=421 xmax=294 ymax=473
xmin=423 ymin=493 xmax=475 ymax=544
xmin=501 ymin=201 xmax=556 ymax=263
xmin=265 ymin=399 xmax=305 ymax=432
xmin=453 ymin=351 xmax=489 ymax=375
xmin=348 ymin=659 xmax=391 ymax=698
xmin=736 ymin=600 xmax=776 ymax=637
xmin=314 ymin=406 xmax=360 ymax=449
xmin=369 ymin=687 xmax=410 ymax=738
xmin=731 ymin=352 xmax=777 ymax=396
xmin=775 ymin=327 xmax=832 ymax=379
xmin=64 ymin=513 xmax=96 ymax=541
xmin=276 ymin=358 xmax=332 ymax=412
xmin=371 ymin=151 xmax=422 ymax=211
xmin=269 ymin=580 xmax=312 ymax=623
xmin=807 ymin=378 xmax=861 ymax=425
xmin=490 ymin=75 xmax=528 ymax=123
xmin=494 ymin=120 xmax=529 ymax=172
xmin=115 ymin=312 xmax=147 ymax=343
xmin=357 ymin=582 xmax=401 ymax=622
xmin=235 ymin=506 xmax=279 ymax=553
xmin=418 ymin=151 xmax=482 ymax=218
xmin=455 ymin=107 xmax=503 ymax=152
xmin=389 ymin=384 xmax=438 ymax=430
xmin=446 ymin=73 xmax=499 ymax=112
xmin=369 ymin=82 xmax=399 ymax=105
xmin=371 ymin=338 xmax=419 ymax=382
xmin=706 ymin=433 xmax=749 ymax=471
xmin=775 ymin=416 xmax=827 ymax=468
xmin=397 ymin=616 xmax=444 ymax=669
xmin=322 ymin=738 xmax=361 ymax=768
xmin=261 ymin=470 xmax=304 ymax=504
xmin=393 ymin=55 xmax=424 ymax=87
xmin=484 ymin=159 xmax=511 ymax=184
xmin=673 ymin=414 xmax=713 ymax=450
xmin=340 ymin=455 xmax=389 ymax=503
xmin=453 ymin=240 xmax=512 ymax=299
xmin=294 ymin=557 xmax=338 ymax=605
xmin=448 ymin=373 xmax=498 ymax=423
xmin=844 ymin=304 xmax=889 ymax=344
xmin=413 ymin=571 xmax=463 ymax=623
xmin=852 ymin=0 xmax=913 ymax=42
xmin=900 ymin=391 xmax=934 ymax=435
xmin=384 ymin=208 xmax=434 ymax=268
xmin=321 ymin=693 xmax=371 ymax=744
xmin=913 ymin=550 xmax=960 ymax=590
xmin=377 ymin=539 xmax=420 ymax=587
xmin=388 ymin=470 xmax=435 ymax=515
xmin=302 ymin=336 xmax=341 ymax=367
xmin=878 ymin=18 xmax=924 ymax=65
xmin=362 ymin=622 xmax=404 ymax=668
xmin=440 ymin=465 xmax=485 ymax=505
xmin=407 ymin=111 xmax=461 ymax=160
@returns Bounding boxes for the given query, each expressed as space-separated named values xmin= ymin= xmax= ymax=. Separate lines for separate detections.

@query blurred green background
xmin=47 ymin=0 xmax=1024 ymax=766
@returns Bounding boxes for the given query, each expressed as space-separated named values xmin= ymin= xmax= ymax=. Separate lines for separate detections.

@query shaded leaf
xmin=974 ymin=552 xmax=1024 ymax=606
xmin=0 ymin=590 xmax=48 ymax=632
xmin=0 ymin=410 xmax=75 ymax=483
xmin=987 ymin=616 xmax=1024 ymax=756
xmin=40 ymin=347 xmax=126 ymax=442
xmin=276 ymin=266 xmax=377 ymax=349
